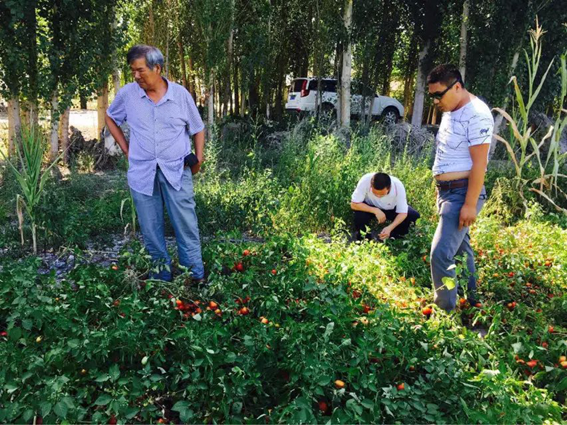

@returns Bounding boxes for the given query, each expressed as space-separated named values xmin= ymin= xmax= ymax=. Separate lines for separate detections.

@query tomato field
xmin=1 ymin=125 xmax=566 ymax=424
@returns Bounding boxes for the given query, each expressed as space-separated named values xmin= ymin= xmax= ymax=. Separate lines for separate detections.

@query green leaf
xmin=94 ymin=394 xmax=113 ymax=406
xmin=54 ymin=401 xmax=68 ymax=419
xmin=512 ymin=342 xmax=522 ymax=354
xmin=67 ymin=339 xmax=80 ymax=348
xmin=442 ymin=276 xmax=456 ymax=290
xmin=316 ymin=375 xmax=331 ymax=386
xmin=172 ymin=401 xmax=191 ymax=412
xmin=125 ymin=407 xmax=139 ymax=419
xmin=22 ymin=409 xmax=34 ymax=422
xmin=109 ymin=364 xmax=120 ymax=381
xmin=40 ymin=402 xmax=52 ymax=417
xmin=22 ymin=319 xmax=32 ymax=330
xmin=95 ymin=374 xmax=110 ymax=383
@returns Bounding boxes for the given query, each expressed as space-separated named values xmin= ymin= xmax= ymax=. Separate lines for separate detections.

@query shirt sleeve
xmin=185 ymin=92 xmax=205 ymax=136
xmin=467 ymin=113 xmax=494 ymax=146
xmin=395 ymin=181 xmax=409 ymax=214
xmin=351 ymin=177 xmax=367 ymax=203
xmin=106 ymin=89 xmax=127 ymax=126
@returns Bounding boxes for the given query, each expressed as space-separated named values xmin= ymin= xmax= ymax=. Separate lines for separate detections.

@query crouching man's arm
xmin=351 ymin=202 xmax=386 ymax=224
xmin=379 ymin=212 xmax=407 ymax=239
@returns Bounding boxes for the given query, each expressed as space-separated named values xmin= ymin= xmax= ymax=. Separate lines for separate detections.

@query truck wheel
xmin=381 ymin=106 xmax=399 ymax=125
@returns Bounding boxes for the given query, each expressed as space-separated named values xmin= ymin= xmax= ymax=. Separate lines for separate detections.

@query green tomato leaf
xmin=94 ymin=394 xmax=113 ymax=406
xmin=442 ymin=276 xmax=456 ymax=290
xmin=54 ymin=401 xmax=68 ymax=419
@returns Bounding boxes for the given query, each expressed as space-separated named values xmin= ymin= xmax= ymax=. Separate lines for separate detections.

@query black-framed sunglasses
xmin=429 ymin=79 xmax=458 ymax=100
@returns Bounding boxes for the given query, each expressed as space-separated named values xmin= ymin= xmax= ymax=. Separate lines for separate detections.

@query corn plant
xmin=0 ymin=125 xmax=62 ymax=253
xmin=120 ymin=194 xmax=137 ymax=237
xmin=493 ymin=19 xmax=567 ymax=214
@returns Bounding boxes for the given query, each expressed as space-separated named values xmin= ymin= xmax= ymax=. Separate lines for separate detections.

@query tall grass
xmin=0 ymin=125 xmax=61 ymax=253
xmin=493 ymin=19 xmax=567 ymax=214
xmin=195 ymin=125 xmax=435 ymax=238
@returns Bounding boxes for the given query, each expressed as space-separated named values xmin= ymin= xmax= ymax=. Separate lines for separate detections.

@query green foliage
xmin=494 ymin=20 xmax=567 ymax=214
xmin=0 ymin=126 xmax=62 ymax=253
xmin=0 ymin=215 xmax=565 ymax=423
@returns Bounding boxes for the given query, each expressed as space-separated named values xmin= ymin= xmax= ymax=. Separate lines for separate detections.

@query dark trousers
xmin=353 ymin=204 xmax=420 ymax=241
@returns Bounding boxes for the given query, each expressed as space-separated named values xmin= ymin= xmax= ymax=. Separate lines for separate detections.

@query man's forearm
xmin=105 ymin=114 xmax=129 ymax=156
xmin=464 ymin=164 xmax=486 ymax=207
xmin=193 ymin=130 xmax=205 ymax=162
xmin=389 ymin=212 xmax=408 ymax=230
xmin=351 ymin=202 xmax=379 ymax=214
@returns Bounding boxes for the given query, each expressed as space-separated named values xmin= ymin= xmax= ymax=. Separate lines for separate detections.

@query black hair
xmin=372 ymin=173 xmax=391 ymax=190
xmin=427 ymin=64 xmax=465 ymax=88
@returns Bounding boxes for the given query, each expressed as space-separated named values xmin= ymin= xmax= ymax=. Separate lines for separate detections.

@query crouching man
xmin=351 ymin=172 xmax=420 ymax=241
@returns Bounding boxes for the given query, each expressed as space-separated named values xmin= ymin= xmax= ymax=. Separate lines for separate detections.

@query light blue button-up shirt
xmin=106 ymin=79 xmax=205 ymax=196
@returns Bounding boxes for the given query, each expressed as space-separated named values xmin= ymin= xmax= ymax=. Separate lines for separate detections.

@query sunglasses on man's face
xmin=429 ymin=79 xmax=458 ymax=100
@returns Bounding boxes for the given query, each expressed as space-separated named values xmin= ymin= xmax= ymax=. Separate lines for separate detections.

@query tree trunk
xmin=59 ymin=107 xmax=71 ymax=163
xmin=80 ymin=94 xmax=88 ymax=110
xmin=207 ymin=74 xmax=214 ymax=141
xmin=275 ymin=70 xmax=285 ymax=120
xmin=459 ymin=0 xmax=470 ymax=82
xmin=178 ymin=39 xmax=187 ymax=89
xmin=431 ymin=104 xmax=438 ymax=125
xmin=336 ymin=42 xmax=343 ymax=123
xmin=411 ymin=40 xmax=430 ymax=127
xmin=27 ymin=102 xmax=39 ymax=128
xmin=225 ymin=1 xmax=234 ymax=117
xmin=187 ymin=56 xmax=196 ymax=99
xmin=50 ymin=92 xmax=60 ymax=161
xmin=112 ymin=69 xmax=121 ymax=96
xmin=97 ymin=81 xmax=109 ymax=139
xmin=241 ymin=85 xmax=247 ymax=118
xmin=111 ymin=17 xmax=121 ymax=96
xmin=148 ymin=1 xmax=155 ymax=44
xmin=403 ymin=34 xmax=419 ymax=119
xmin=234 ymin=60 xmax=240 ymax=116
xmin=491 ymin=49 xmax=520 ymax=158
xmin=24 ymin=0 xmax=39 ymax=129
xmin=7 ymin=97 xmax=21 ymax=156
xmin=340 ymin=0 xmax=353 ymax=129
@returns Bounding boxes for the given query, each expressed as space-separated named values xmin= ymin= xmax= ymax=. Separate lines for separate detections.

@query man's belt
xmin=435 ymin=178 xmax=469 ymax=190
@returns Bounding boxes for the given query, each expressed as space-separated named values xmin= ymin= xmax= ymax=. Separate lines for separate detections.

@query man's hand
xmin=379 ymin=225 xmax=393 ymax=240
xmin=459 ymin=204 xmax=477 ymax=230
xmin=375 ymin=210 xmax=386 ymax=224
xmin=190 ymin=160 xmax=203 ymax=175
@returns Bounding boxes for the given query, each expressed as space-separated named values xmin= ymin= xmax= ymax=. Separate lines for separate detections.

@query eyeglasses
xmin=429 ymin=79 xmax=458 ymax=100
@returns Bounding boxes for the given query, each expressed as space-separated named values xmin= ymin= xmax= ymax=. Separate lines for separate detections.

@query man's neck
xmin=453 ymin=90 xmax=473 ymax=111
xmin=146 ymin=77 xmax=167 ymax=95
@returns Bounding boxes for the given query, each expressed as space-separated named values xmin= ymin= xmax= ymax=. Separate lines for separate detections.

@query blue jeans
xmin=430 ymin=185 xmax=487 ymax=311
xmin=131 ymin=168 xmax=204 ymax=281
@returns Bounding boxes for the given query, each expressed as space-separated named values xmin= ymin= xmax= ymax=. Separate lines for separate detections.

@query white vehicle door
xmin=350 ymin=81 xmax=363 ymax=115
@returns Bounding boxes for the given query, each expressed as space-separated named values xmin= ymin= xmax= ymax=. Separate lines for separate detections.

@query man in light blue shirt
xmin=105 ymin=45 xmax=205 ymax=282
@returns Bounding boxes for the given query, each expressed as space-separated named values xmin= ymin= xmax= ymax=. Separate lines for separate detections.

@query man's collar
xmin=137 ymin=77 xmax=174 ymax=103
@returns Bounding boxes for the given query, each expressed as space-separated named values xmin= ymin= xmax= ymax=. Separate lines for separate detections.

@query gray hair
xmin=127 ymin=45 xmax=164 ymax=71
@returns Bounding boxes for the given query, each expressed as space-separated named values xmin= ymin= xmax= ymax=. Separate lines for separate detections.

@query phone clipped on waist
xmin=184 ymin=153 xmax=200 ymax=174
